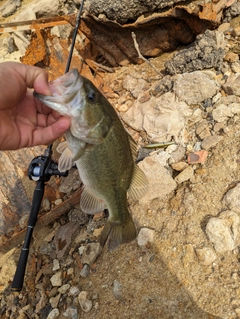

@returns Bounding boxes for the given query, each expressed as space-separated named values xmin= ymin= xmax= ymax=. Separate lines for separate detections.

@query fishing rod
xmin=11 ymin=0 xmax=85 ymax=291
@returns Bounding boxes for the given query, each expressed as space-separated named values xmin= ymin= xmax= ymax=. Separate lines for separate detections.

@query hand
xmin=0 ymin=62 xmax=70 ymax=150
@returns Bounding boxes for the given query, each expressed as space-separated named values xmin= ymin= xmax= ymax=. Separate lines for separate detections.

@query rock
xmin=195 ymin=247 xmax=217 ymax=266
xmin=171 ymin=161 xmax=189 ymax=171
xmin=69 ymin=286 xmax=80 ymax=296
xmin=54 ymin=222 xmax=78 ymax=259
xmin=205 ymin=211 xmax=239 ymax=253
xmin=122 ymin=92 xmax=192 ymax=143
xmin=196 ymin=120 xmax=211 ymax=139
xmin=175 ymin=166 xmax=194 ymax=184
xmin=0 ymin=248 xmax=17 ymax=291
xmin=89 ymin=0 xmax=185 ymax=24
xmin=2 ymin=2 xmax=19 ymax=17
xmin=58 ymin=284 xmax=70 ymax=294
xmin=80 ymin=243 xmax=102 ymax=265
xmin=58 ymin=169 xmax=81 ymax=195
xmin=113 ymin=280 xmax=122 ymax=300
xmin=68 ymin=208 xmax=89 ymax=226
xmin=223 ymin=183 xmax=240 ymax=213
xmin=187 ymin=150 xmax=208 ymax=164
xmin=122 ymin=75 xmax=148 ymax=99
xmin=165 ymin=30 xmax=225 ymax=74
xmin=49 ymin=293 xmax=61 ymax=309
xmin=224 ymin=51 xmax=239 ymax=63
xmin=35 ymin=292 xmax=48 ymax=314
xmin=232 ymin=26 xmax=240 ymax=37
xmin=52 ymin=259 xmax=60 ymax=271
xmin=47 ymin=308 xmax=60 ymax=319
xmin=50 ymin=271 xmax=62 ymax=287
xmin=173 ymin=71 xmax=219 ymax=104
xmin=138 ymin=154 xmax=177 ymax=202
xmin=212 ymin=104 xmax=233 ymax=122
xmin=201 ymin=135 xmax=223 ymax=150
xmin=63 ymin=306 xmax=78 ymax=319
xmin=80 ymin=264 xmax=90 ymax=278
xmin=223 ymin=73 xmax=240 ymax=96
xmin=229 ymin=103 xmax=240 ymax=114
xmin=137 ymin=228 xmax=155 ymax=247
xmin=78 ymin=291 xmax=93 ymax=313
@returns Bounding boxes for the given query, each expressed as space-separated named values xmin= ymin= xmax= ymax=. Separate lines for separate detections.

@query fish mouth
xmin=34 ymin=69 xmax=82 ymax=116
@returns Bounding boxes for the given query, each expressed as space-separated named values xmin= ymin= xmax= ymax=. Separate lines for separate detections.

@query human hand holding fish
xmin=0 ymin=62 xmax=70 ymax=150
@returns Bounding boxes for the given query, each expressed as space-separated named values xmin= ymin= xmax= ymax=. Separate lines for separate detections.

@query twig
xmin=131 ymin=31 xmax=162 ymax=76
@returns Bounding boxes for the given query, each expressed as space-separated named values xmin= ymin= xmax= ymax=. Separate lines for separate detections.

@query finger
xmin=6 ymin=62 xmax=52 ymax=95
xmin=31 ymin=117 xmax=70 ymax=146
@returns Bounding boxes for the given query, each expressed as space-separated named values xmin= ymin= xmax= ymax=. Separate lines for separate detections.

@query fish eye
xmin=88 ymin=90 xmax=96 ymax=102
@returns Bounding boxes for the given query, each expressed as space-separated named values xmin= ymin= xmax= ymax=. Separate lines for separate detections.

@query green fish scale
xmin=75 ymin=119 xmax=134 ymax=223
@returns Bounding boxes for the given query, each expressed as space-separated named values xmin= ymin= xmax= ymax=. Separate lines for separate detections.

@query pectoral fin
xmin=57 ymin=141 xmax=75 ymax=172
xmin=80 ymin=186 xmax=106 ymax=214
xmin=128 ymin=164 xmax=149 ymax=201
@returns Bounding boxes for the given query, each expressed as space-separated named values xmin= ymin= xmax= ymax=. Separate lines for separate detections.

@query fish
xmin=34 ymin=69 xmax=148 ymax=251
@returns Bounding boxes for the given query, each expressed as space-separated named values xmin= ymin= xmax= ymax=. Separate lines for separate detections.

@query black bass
xmin=34 ymin=69 xmax=148 ymax=251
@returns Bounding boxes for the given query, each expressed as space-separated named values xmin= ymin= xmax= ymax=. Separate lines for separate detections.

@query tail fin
xmin=100 ymin=213 xmax=137 ymax=251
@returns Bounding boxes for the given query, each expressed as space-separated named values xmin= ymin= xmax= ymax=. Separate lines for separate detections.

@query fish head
xmin=34 ymin=69 xmax=111 ymax=143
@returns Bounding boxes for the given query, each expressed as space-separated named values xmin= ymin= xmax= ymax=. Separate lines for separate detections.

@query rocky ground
xmin=1 ymin=0 xmax=240 ymax=318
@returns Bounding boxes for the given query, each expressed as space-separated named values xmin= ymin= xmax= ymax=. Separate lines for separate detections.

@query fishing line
xmin=11 ymin=0 xmax=85 ymax=291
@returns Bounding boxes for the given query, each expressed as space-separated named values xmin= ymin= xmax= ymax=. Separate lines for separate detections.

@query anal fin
xmin=128 ymin=164 xmax=149 ymax=201
xmin=80 ymin=186 xmax=106 ymax=215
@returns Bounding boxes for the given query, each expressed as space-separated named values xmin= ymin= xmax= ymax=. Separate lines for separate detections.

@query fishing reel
xmin=28 ymin=147 xmax=68 ymax=182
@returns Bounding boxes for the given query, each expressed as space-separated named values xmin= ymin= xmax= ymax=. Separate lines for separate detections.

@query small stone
xmin=201 ymin=135 xmax=223 ymax=150
xmin=232 ymin=26 xmax=240 ymax=37
xmin=137 ymin=228 xmax=155 ymax=247
xmin=171 ymin=161 xmax=188 ymax=171
xmin=80 ymin=243 xmax=102 ymax=266
xmin=2 ymin=3 xmax=18 ymax=17
xmin=223 ymin=183 xmax=240 ymax=213
xmin=188 ymin=150 xmax=208 ymax=164
xmin=196 ymin=120 xmax=211 ymax=139
xmin=195 ymin=247 xmax=217 ymax=265
xmin=50 ymin=293 xmax=61 ymax=309
xmin=174 ymin=166 xmax=194 ymax=184
xmin=63 ymin=306 xmax=78 ymax=319
xmin=44 ymin=230 xmax=57 ymax=243
xmin=212 ymin=104 xmax=233 ymax=122
xmin=113 ymin=280 xmax=122 ymax=300
xmin=218 ymin=22 xmax=230 ymax=32
xmin=58 ymin=284 xmax=70 ymax=294
xmin=47 ymin=308 xmax=60 ymax=319
xmin=206 ymin=211 xmax=239 ymax=253
xmin=69 ymin=286 xmax=80 ymax=296
xmin=224 ymin=51 xmax=239 ymax=62
xmin=52 ymin=259 xmax=60 ymax=271
xmin=80 ymin=264 xmax=90 ymax=278
xmin=223 ymin=73 xmax=240 ymax=96
xmin=78 ymin=291 xmax=93 ymax=313
xmin=54 ymin=199 xmax=62 ymax=205
xmin=50 ymin=271 xmax=62 ymax=287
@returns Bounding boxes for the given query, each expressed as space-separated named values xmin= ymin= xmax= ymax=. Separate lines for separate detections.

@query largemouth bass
xmin=34 ymin=69 xmax=148 ymax=251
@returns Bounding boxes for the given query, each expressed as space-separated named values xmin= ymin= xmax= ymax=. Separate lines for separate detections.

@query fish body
xmin=34 ymin=69 xmax=148 ymax=250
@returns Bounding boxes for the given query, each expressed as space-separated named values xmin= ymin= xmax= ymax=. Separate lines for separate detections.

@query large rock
xmin=165 ymin=30 xmax=226 ymax=74
xmin=173 ymin=71 xmax=219 ymax=104
xmin=123 ymin=92 xmax=192 ymax=143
